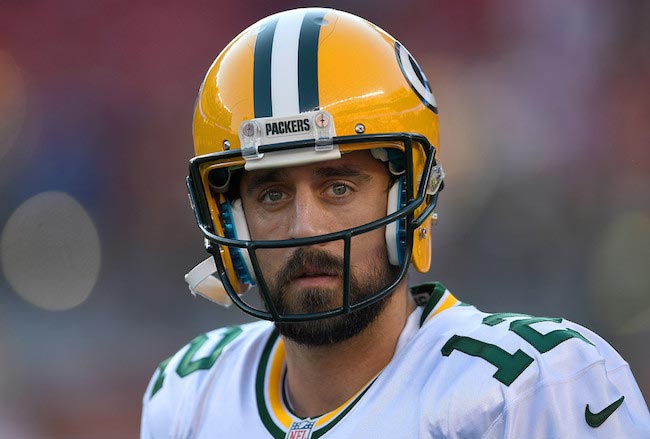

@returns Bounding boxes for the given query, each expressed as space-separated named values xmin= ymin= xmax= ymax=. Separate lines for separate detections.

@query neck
xmin=282 ymin=283 xmax=415 ymax=418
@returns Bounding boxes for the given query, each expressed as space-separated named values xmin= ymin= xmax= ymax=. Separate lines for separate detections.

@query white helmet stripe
xmin=253 ymin=10 xmax=325 ymax=118
xmin=271 ymin=10 xmax=306 ymax=116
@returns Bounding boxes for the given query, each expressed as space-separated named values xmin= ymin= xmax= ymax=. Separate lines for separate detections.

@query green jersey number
xmin=150 ymin=326 xmax=243 ymax=398
xmin=441 ymin=313 xmax=592 ymax=386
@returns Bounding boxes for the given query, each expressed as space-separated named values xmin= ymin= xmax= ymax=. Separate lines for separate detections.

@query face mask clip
xmin=426 ymin=164 xmax=445 ymax=195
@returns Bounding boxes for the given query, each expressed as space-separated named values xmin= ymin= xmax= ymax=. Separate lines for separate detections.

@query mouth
xmin=290 ymin=266 xmax=339 ymax=288
xmin=293 ymin=265 xmax=337 ymax=278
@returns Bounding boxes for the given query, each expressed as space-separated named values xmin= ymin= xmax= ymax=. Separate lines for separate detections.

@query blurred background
xmin=0 ymin=0 xmax=648 ymax=436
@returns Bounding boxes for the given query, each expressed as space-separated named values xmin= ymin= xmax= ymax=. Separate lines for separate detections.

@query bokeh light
xmin=1 ymin=191 xmax=101 ymax=311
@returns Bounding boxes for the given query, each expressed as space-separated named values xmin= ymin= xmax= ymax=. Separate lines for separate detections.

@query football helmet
xmin=186 ymin=8 xmax=444 ymax=321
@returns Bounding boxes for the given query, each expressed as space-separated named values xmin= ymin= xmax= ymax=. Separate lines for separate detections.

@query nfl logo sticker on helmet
xmin=395 ymin=41 xmax=438 ymax=114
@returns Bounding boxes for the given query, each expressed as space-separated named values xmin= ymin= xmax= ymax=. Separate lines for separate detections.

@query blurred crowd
xmin=0 ymin=1 xmax=648 ymax=436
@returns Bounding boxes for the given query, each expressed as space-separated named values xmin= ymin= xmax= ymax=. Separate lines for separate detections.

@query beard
xmin=265 ymin=247 xmax=399 ymax=346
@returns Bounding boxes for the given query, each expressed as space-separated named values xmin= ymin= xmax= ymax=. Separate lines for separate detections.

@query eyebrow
xmin=243 ymin=165 xmax=371 ymax=195
xmin=244 ymin=169 xmax=287 ymax=196
xmin=313 ymin=165 xmax=371 ymax=180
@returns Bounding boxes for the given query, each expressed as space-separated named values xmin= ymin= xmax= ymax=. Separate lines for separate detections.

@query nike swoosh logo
xmin=585 ymin=395 xmax=625 ymax=428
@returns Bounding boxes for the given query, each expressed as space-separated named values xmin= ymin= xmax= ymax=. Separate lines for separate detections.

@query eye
xmin=261 ymin=189 xmax=284 ymax=203
xmin=328 ymin=182 xmax=351 ymax=197
xmin=332 ymin=183 xmax=347 ymax=195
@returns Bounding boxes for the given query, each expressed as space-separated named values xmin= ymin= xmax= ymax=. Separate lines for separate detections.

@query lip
xmin=290 ymin=274 xmax=339 ymax=289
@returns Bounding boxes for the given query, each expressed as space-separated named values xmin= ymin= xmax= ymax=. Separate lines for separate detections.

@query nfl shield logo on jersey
xmin=286 ymin=419 xmax=316 ymax=439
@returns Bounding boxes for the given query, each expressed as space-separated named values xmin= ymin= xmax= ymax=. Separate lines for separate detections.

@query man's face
xmin=239 ymin=150 xmax=399 ymax=345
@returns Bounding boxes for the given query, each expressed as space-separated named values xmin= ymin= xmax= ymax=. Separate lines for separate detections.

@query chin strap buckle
xmin=184 ymin=257 xmax=233 ymax=307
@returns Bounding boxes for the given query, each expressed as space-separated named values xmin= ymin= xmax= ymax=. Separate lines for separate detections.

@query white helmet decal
xmin=396 ymin=41 xmax=438 ymax=114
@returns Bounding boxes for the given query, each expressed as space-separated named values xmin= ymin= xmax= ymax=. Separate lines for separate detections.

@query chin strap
xmin=184 ymin=257 xmax=233 ymax=307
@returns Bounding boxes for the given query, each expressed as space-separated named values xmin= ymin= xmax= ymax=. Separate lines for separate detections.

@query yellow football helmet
xmin=186 ymin=8 xmax=444 ymax=321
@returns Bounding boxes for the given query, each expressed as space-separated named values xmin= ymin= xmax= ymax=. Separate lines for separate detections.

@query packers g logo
xmin=395 ymin=41 xmax=438 ymax=114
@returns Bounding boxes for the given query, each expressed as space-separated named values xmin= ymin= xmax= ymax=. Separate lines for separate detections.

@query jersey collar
xmin=255 ymin=330 xmax=376 ymax=439
xmin=255 ymin=282 xmax=459 ymax=438
xmin=410 ymin=282 xmax=460 ymax=327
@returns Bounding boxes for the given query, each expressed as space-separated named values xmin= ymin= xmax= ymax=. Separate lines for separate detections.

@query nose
xmin=287 ymin=186 xmax=330 ymax=240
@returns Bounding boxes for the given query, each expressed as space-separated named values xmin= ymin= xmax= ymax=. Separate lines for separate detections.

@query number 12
xmin=441 ymin=313 xmax=592 ymax=386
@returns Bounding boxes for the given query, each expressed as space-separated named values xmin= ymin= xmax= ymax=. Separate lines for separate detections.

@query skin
xmin=240 ymin=150 xmax=416 ymax=418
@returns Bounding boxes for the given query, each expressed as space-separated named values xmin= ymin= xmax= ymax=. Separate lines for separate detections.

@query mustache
xmin=273 ymin=247 xmax=343 ymax=289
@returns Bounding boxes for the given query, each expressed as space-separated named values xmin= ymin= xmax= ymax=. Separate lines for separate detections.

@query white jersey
xmin=141 ymin=283 xmax=650 ymax=438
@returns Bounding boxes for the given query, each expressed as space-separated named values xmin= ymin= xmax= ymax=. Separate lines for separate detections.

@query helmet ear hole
xmin=220 ymin=199 xmax=256 ymax=284
xmin=208 ymin=169 xmax=231 ymax=193
xmin=385 ymin=177 xmax=407 ymax=265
